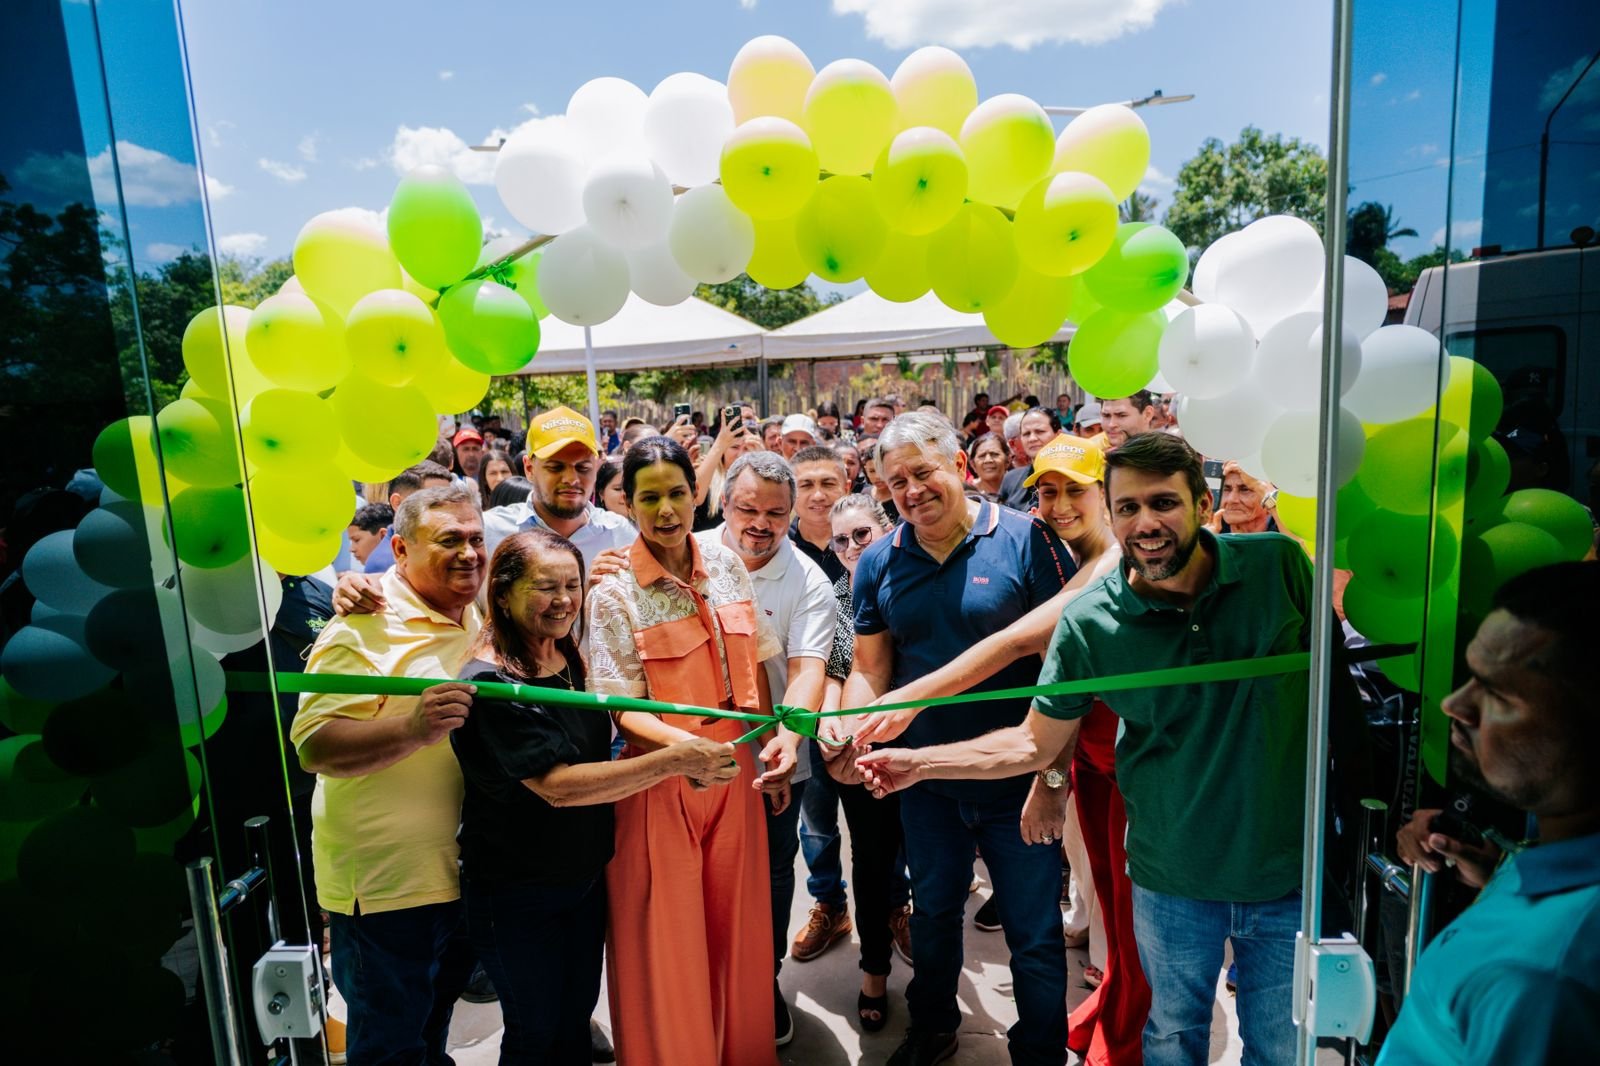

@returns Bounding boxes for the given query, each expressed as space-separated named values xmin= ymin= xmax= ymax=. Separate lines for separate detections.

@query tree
xmin=692 ymin=275 xmax=842 ymax=330
xmin=1346 ymin=201 xmax=1418 ymax=267
xmin=1369 ymin=244 xmax=1465 ymax=295
xmin=1120 ymin=191 xmax=1160 ymax=224
xmin=1163 ymin=127 xmax=1328 ymax=254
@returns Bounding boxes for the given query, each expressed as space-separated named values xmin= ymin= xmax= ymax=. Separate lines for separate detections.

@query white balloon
xmin=627 ymin=239 xmax=697 ymax=306
xmin=1340 ymin=324 xmax=1441 ymax=425
xmin=1191 ymin=231 xmax=1242 ymax=304
xmin=1146 ymin=370 xmax=1175 ymax=395
xmin=566 ymin=77 xmax=648 ymax=162
xmin=494 ymin=120 xmax=587 ymax=235
xmin=643 ymin=72 xmax=736 ymax=187
xmin=1157 ymin=304 xmax=1256 ymax=399
xmin=0 ymin=618 xmax=117 ymax=702
xmin=668 ymin=185 xmax=755 ymax=284
xmin=1303 ymin=254 xmax=1388 ymax=340
xmin=1256 ymin=311 xmax=1363 ymax=411
xmin=179 ymin=551 xmax=283 ymax=636
xmin=1211 ymin=215 xmax=1326 ymax=336
xmin=23 ymin=530 xmax=115 ymax=614
xmin=1173 ymin=380 xmax=1282 ymax=461
xmin=1260 ymin=407 xmax=1366 ymax=495
xmin=582 ymin=154 xmax=674 ymax=251
xmin=536 ymin=225 xmax=632 ymax=326
xmin=73 ymin=502 xmax=155 ymax=589
xmin=188 ymin=616 xmax=267 ymax=657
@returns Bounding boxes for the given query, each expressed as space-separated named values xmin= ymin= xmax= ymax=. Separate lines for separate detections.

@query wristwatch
xmin=1038 ymin=768 xmax=1066 ymax=790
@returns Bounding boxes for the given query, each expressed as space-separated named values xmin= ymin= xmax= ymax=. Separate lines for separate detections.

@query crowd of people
xmin=285 ymin=388 xmax=1598 ymax=1066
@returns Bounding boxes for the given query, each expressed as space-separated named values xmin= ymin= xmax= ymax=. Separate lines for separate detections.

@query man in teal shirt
xmin=1379 ymin=560 xmax=1600 ymax=1064
xmin=858 ymin=433 xmax=1314 ymax=1065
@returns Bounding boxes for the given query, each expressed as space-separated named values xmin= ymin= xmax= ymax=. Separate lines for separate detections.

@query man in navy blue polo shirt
xmin=837 ymin=410 xmax=1075 ymax=1066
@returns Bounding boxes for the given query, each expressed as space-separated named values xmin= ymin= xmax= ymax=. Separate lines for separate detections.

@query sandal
xmin=1084 ymin=965 xmax=1104 ymax=989
xmin=858 ymin=989 xmax=890 ymax=1033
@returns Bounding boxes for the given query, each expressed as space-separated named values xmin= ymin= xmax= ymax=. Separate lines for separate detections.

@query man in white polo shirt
xmin=697 ymin=449 xmax=833 ymax=1047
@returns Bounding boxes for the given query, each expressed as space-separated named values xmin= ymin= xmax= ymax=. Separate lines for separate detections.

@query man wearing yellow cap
xmin=483 ymin=405 xmax=636 ymax=568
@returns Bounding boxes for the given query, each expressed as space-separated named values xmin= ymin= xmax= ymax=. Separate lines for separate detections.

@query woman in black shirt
xmin=452 ymin=528 xmax=738 ymax=1065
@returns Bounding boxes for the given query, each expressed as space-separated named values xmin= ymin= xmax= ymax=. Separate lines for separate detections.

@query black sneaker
xmin=775 ymin=982 xmax=795 ymax=1048
xmin=972 ymin=896 xmax=1002 ymax=931
xmin=459 ymin=964 xmax=498 ymax=1004
xmin=886 ymin=1030 xmax=959 ymax=1066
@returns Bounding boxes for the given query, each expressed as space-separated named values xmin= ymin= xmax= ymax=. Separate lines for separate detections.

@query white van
xmin=1403 ymin=245 xmax=1600 ymax=501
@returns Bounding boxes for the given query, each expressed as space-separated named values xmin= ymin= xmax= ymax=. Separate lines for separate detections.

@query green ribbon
xmin=235 ymin=651 xmax=1309 ymax=747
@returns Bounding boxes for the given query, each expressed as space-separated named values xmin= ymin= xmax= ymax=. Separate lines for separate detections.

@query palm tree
xmin=1120 ymin=191 xmax=1160 ymax=223
xmin=1346 ymin=201 xmax=1418 ymax=264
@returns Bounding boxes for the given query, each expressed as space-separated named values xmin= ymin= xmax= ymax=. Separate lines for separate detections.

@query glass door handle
xmin=185 ymin=857 xmax=248 ymax=1066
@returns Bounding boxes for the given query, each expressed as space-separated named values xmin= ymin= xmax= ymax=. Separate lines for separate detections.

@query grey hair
xmin=722 ymin=450 xmax=796 ymax=508
xmin=831 ymin=492 xmax=893 ymax=531
xmin=877 ymin=410 xmax=962 ymax=465
xmin=1003 ymin=412 xmax=1024 ymax=440
xmin=394 ymin=483 xmax=478 ymax=541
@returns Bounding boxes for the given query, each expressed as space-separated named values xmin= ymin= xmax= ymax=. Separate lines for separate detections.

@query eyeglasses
xmin=830 ymin=526 xmax=878 ymax=552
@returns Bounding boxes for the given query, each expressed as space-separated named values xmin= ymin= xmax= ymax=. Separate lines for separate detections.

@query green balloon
xmin=1495 ymin=488 xmax=1592 ymax=560
xmin=1273 ymin=493 xmax=1318 ymax=541
xmin=0 ymin=735 xmax=86 ymax=822
xmin=1356 ymin=419 xmax=1468 ymax=515
xmin=927 ymin=203 xmax=1018 ymax=312
xmin=1460 ymin=521 xmax=1567 ymax=618
xmin=92 ymin=416 xmax=158 ymax=502
xmin=498 ymin=248 xmax=550 ymax=319
xmin=1376 ymin=648 xmax=1422 ymax=692
xmin=1341 ymin=576 xmax=1426 ymax=645
xmin=156 ymin=397 xmax=241 ymax=488
xmin=0 ymin=678 xmax=53 ymax=736
xmin=1067 ymin=308 xmax=1166 ymax=399
xmin=1462 ymin=435 xmax=1511 ymax=518
xmin=865 ymin=230 xmax=933 ymax=303
xmin=1083 ymin=222 xmax=1190 ymax=313
xmin=438 ymin=280 xmax=541 ymax=375
xmin=1347 ymin=511 xmax=1459 ymax=599
xmin=164 ymin=486 xmax=249 ymax=569
xmin=795 ymin=175 xmax=888 ymax=284
xmin=1434 ymin=356 xmax=1503 ymax=441
xmin=1334 ymin=478 xmax=1379 ymax=541
xmin=386 ymin=165 xmax=483 ymax=290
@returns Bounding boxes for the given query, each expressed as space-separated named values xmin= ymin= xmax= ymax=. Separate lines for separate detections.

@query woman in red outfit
xmin=856 ymin=433 xmax=1150 ymax=1065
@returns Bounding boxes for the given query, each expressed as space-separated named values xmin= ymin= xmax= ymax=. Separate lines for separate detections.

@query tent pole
xmin=758 ymin=353 xmax=770 ymax=416
xmin=583 ymin=325 xmax=601 ymax=428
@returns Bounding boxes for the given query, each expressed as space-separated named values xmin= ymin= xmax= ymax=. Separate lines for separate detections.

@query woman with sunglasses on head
xmin=854 ymin=433 xmax=1149 ymax=1066
xmin=812 ymin=493 xmax=912 ymax=1033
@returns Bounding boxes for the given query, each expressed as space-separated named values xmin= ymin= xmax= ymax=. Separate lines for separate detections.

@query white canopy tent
xmin=761 ymin=290 xmax=1076 ymax=362
xmin=516 ymin=293 xmax=767 ymax=375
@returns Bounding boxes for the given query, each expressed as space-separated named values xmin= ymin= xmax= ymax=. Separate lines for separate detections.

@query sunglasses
xmin=830 ymin=526 xmax=878 ymax=552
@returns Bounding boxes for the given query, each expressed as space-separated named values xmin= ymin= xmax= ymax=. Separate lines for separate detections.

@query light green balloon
xmin=156 ymin=397 xmax=241 ymax=488
xmin=1496 ymin=488 xmax=1592 ymax=559
xmin=165 ymin=486 xmax=250 ymax=569
xmin=865 ymin=230 xmax=933 ymax=303
xmin=1335 ymin=479 xmax=1379 ymax=541
xmin=241 ymin=389 xmax=332 ymax=474
xmin=93 ymin=416 xmax=160 ymax=502
xmin=498 ymin=248 xmax=549 ymax=319
xmin=1348 ymin=511 xmax=1459 ymax=599
xmin=1463 ymin=435 xmax=1511 ymax=518
xmin=245 ymin=292 xmax=348 ymax=392
xmin=333 ymin=375 xmax=438 ymax=471
xmin=1356 ymin=419 xmax=1468 ymax=515
xmin=1341 ymin=576 xmax=1426 ymax=645
xmin=983 ymin=266 xmax=1074 ymax=348
xmin=720 ymin=117 xmax=819 ymax=221
xmin=1083 ymin=222 xmax=1190 ymax=313
xmin=1013 ymin=171 xmax=1120 ymax=277
xmin=387 ymin=164 xmax=483 ymax=290
xmin=1433 ymin=356 xmax=1503 ymax=441
xmin=438 ymin=280 xmax=542 ymax=375
xmin=747 ymin=216 xmax=811 ymax=290
xmin=344 ymin=289 xmax=450 ymax=386
xmin=795 ymin=175 xmax=888 ymax=284
xmin=1067 ymin=308 xmax=1165 ymax=399
xmin=871 ymin=127 xmax=968 ymax=236
xmin=927 ymin=203 xmax=1018 ymax=312
xmin=1460 ymin=522 xmax=1568 ymax=618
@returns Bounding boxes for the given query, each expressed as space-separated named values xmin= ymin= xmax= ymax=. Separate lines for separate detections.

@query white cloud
xmin=352 ymin=156 xmax=381 ymax=171
xmin=386 ymin=114 xmax=565 ymax=184
xmin=1415 ymin=142 xmax=1439 ymax=157
xmin=217 ymin=232 xmax=269 ymax=256
xmin=14 ymin=142 xmax=230 ymax=208
xmin=259 ymin=157 xmax=308 ymax=182
xmin=297 ymin=134 xmax=320 ymax=162
xmin=1140 ymin=164 xmax=1176 ymax=192
xmin=1369 ymin=72 xmax=1387 ymax=86
xmin=480 ymin=215 xmax=515 ymax=241
xmin=739 ymin=0 xmax=758 ymax=8
xmin=146 ymin=242 xmax=189 ymax=262
xmin=1539 ymin=54 xmax=1600 ymax=111
xmin=323 ymin=205 xmax=389 ymax=231
xmin=1405 ymin=89 xmax=1422 ymax=102
xmin=1430 ymin=217 xmax=1482 ymax=248
xmin=831 ymin=0 xmax=1175 ymax=49
xmin=439 ymin=70 xmax=455 ymax=81
xmin=522 ymin=102 xmax=542 ymax=116
xmin=205 ymin=175 xmax=233 ymax=201
xmin=205 ymin=120 xmax=234 ymax=148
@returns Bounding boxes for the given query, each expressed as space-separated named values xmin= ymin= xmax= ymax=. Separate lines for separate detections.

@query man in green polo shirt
xmin=857 ymin=432 xmax=1313 ymax=1066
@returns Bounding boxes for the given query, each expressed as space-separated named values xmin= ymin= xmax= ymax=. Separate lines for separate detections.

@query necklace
xmin=534 ymin=653 xmax=574 ymax=690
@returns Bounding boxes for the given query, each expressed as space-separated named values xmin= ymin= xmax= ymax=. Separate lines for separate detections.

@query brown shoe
xmin=889 ymin=904 xmax=913 ymax=966
xmin=791 ymin=901 xmax=853 ymax=961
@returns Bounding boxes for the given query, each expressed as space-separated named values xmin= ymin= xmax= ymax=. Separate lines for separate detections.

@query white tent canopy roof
xmin=516 ymin=293 xmax=766 ymax=375
xmin=762 ymin=290 xmax=1076 ymax=362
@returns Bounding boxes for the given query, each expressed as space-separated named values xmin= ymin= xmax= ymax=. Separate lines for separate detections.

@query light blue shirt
xmin=481 ymin=501 xmax=635 ymax=570
xmin=1377 ymin=830 xmax=1600 ymax=1064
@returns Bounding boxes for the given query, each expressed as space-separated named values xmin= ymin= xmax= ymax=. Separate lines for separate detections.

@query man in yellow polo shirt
xmin=292 ymin=484 xmax=486 ymax=1065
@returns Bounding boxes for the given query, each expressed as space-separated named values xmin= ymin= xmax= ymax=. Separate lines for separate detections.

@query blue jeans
xmin=900 ymin=786 xmax=1067 ymax=1066
xmin=768 ymin=777 xmax=807 ymax=975
xmin=800 ymin=746 xmax=848 ymax=907
xmin=328 ymin=900 xmax=477 ymax=1066
xmin=463 ymin=874 xmax=605 ymax=1065
xmin=1131 ymin=884 xmax=1299 ymax=1066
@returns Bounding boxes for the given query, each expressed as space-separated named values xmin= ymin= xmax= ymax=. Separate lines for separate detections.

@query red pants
xmin=1068 ymin=706 xmax=1151 ymax=1066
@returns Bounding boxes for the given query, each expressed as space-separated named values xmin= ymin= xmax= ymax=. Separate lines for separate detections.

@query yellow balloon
xmin=727 ymin=35 xmax=816 ymax=124
xmin=255 ymin=525 xmax=342 ymax=577
xmin=890 ymin=46 xmax=978 ymax=139
xmin=1014 ymin=171 xmax=1121 ymax=277
xmin=866 ymin=231 xmax=933 ymax=303
xmin=1067 ymin=274 xmax=1103 ymax=323
xmin=251 ymin=468 xmax=357 ymax=544
xmin=802 ymin=59 xmax=898 ymax=176
xmin=332 ymin=374 xmax=438 ymax=471
xmin=1051 ymin=105 xmax=1151 ymax=202
xmin=334 ymin=440 xmax=406 ymax=485
xmin=400 ymin=267 xmax=440 ymax=305
xmin=872 ymin=127 xmax=968 ymax=236
xmin=241 ymin=389 xmax=332 ymax=474
xmin=246 ymin=292 xmax=348 ymax=392
xmin=344 ymin=289 xmax=449 ymax=387
xmin=416 ymin=355 xmax=491 ymax=416
xmin=983 ymin=267 xmax=1074 ymax=348
xmin=720 ymin=117 xmax=819 ymax=220
xmin=182 ymin=305 xmax=252 ymax=397
xmin=795 ymin=175 xmax=888 ymax=284
xmin=292 ymin=210 xmax=402 ymax=316
xmin=960 ymin=94 xmax=1056 ymax=208
xmin=928 ymin=204 xmax=1019 ymax=313
xmin=747 ymin=216 xmax=811 ymax=290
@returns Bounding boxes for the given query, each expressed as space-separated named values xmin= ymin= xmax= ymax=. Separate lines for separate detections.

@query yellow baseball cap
xmin=1023 ymin=433 xmax=1106 ymax=487
xmin=526 ymin=405 xmax=600 ymax=459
